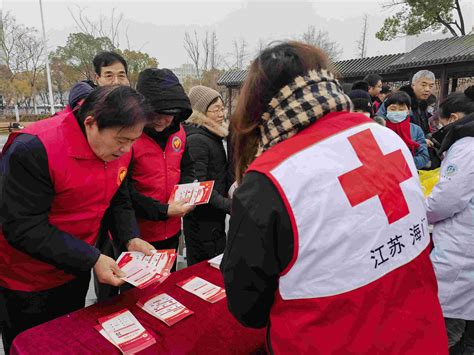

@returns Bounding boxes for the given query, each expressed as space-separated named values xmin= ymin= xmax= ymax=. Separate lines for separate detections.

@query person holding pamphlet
xmin=221 ymin=41 xmax=448 ymax=353
xmin=0 ymin=86 xmax=156 ymax=353
xmin=130 ymin=68 xmax=195 ymax=261
xmin=184 ymin=86 xmax=232 ymax=266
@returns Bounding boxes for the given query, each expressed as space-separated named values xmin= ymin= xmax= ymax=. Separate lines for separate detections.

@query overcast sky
xmin=3 ymin=0 xmax=474 ymax=68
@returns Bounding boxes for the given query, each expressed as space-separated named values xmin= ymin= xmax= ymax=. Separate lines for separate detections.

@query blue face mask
xmin=386 ymin=111 xmax=408 ymax=123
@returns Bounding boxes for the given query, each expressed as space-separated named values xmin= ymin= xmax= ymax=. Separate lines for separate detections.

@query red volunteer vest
xmin=248 ymin=112 xmax=447 ymax=354
xmin=0 ymin=111 xmax=132 ymax=292
xmin=132 ymin=125 xmax=186 ymax=242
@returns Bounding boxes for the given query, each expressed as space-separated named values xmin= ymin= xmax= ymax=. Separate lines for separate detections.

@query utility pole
xmin=39 ymin=0 xmax=55 ymax=115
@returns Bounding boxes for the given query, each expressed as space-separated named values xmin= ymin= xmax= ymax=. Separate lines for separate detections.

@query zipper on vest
xmin=163 ymin=149 xmax=168 ymax=238
xmin=103 ymin=162 xmax=108 ymax=214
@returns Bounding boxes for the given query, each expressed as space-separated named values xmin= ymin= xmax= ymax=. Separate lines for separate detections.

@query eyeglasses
xmin=207 ymin=107 xmax=226 ymax=115
xmin=101 ymin=73 xmax=129 ymax=82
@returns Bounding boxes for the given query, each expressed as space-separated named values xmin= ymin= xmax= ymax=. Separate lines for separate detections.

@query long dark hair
xmin=231 ymin=41 xmax=330 ymax=183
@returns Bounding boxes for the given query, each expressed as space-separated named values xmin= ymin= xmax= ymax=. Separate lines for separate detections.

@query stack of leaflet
xmin=117 ymin=249 xmax=176 ymax=289
xmin=137 ymin=293 xmax=193 ymax=327
xmin=208 ymin=253 xmax=223 ymax=270
xmin=95 ymin=309 xmax=156 ymax=354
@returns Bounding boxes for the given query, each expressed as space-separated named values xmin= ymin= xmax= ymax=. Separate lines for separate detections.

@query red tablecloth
xmin=11 ymin=262 xmax=267 ymax=354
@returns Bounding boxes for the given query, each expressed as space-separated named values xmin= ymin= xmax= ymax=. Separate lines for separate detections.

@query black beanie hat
xmin=68 ymin=81 xmax=95 ymax=110
xmin=136 ymin=68 xmax=192 ymax=122
xmin=348 ymin=89 xmax=372 ymax=113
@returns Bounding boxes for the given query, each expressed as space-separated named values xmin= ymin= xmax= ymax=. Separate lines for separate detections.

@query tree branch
xmin=436 ymin=14 xmax=459 ymax=37
xmin=454 ymin=0 xmax=466 ymax=35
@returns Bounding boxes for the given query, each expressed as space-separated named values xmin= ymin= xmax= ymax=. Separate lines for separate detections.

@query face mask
xmin=427 ymin=106 xmax=434 ymax=115
xmin=363 ymin=112 xmax=371 ymax=118
xmin=386 ymin=111 xmax=408 ymax=123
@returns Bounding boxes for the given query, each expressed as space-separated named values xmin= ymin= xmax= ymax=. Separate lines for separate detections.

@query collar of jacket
xmin=434 ymin=113 xmax=474 ymax=153
xmin=65 ymin=111 xmax=102 ymax=160
xmin=185 ymin=110 xmax=229 ymax=138
xmin=399 ymin=85 xmax=429 ymax=112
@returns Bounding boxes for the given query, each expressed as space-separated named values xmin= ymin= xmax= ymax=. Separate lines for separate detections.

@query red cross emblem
xmin=338 ymin=129 xmax=413 ymax=224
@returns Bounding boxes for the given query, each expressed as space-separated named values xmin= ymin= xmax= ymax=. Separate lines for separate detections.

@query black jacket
xmin=399 ymin=85 xmax=441 ymax=169
xmin=399 ymin=85 xmax=431 ymax=135
xmin=221 ymin=171 xmax=293 ymax=328
xmin=183 ymin=123 xmax=231 ymax=241
xmin=185 ymin=124 xmax=231 ymax=212
xmin=0 ymin=122 xmax=139 ymax=276
xmin=433 ymin=112 xmax=474 ymax=154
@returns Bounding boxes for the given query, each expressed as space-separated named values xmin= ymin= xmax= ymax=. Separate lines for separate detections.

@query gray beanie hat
xmin=188 ymin=85 xmax=222 ymax=114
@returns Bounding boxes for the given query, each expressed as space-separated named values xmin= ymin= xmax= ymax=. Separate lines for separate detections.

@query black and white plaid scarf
xmin=256 ymin=69 xmax=352 ymax=156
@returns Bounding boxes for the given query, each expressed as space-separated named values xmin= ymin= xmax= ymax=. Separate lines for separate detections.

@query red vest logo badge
xmin=172 ymin=136 xmax=183 ymax=152
xmin=117 ymin=166 xmax=128 ymax=186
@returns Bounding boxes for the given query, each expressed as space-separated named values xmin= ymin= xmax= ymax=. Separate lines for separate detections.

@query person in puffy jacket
xmin=183 ymin=86 xmax=231 ymax=266
xmin=383 ymin=91 xmax=430 ymax=169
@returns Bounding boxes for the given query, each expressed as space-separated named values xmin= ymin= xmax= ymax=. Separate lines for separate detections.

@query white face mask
xmin=386 ymin=111 xmax=408 ymax=123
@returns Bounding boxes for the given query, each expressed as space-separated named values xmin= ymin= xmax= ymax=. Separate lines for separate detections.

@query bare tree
xmin=356 ymin=14 xmax=369 ymax=58
xmin=232 ymin=37 xmax=248 ymax=69
xmin=256 ymin=38 xmax=267 ymax=54
xmin=68 ymin=6 xmax=124 ymax=48
xmin=210 ymin=31 xmax=218 ymax=70
xmin=301 ymin=26 xmax=342 ymax=61
xmin=0 ymin=12 xmax=30 ymax=78
xmin=18 ymin=31 xmax=45 ymax=113
xmin=202 ymin=31 xmax=210 ymax=72
xmin=0 ymin=12 xmax=43 ymax=114
xmin=184 ymin=30 xmax=201 ymax=79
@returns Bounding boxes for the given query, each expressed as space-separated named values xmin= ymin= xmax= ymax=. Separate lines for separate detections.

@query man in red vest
xmin=0 ymin=86 xmax=155 ymax=352
xmin=128 ymin=68 xmax=194 ymax=261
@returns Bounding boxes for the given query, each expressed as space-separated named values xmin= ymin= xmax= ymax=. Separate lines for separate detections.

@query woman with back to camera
xmin=221 ymin=41 xmax=448 ymax=354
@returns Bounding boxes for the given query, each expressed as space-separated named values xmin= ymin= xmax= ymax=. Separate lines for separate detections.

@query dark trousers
xmin=446 ymin=318 xmax=474 ymax=354
xmin=0 ymin=272 xmax=90 ymax=354
xmin=185 ymin=233 xmax=226 ymax=266
xmin=93 ymin=235 xmax=120 ymax=302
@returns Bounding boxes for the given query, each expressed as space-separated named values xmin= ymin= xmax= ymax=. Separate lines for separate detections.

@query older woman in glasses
xmin=183 ymin=86 xmax=231 ymax=266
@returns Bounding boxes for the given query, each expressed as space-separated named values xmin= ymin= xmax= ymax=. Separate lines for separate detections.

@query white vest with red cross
xmin=0 ymin=111 xmax=132 ymax=292
xmin=248 ymin=112 xmax=447 ymax=354
xmin=132 ymin=125 xmax=186 ymax=242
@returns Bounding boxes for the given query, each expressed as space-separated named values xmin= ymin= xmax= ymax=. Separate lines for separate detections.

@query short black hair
xmin=363 ymin=74 xmax=383 ymax=87
xmin=439 ymin=86 xmax=474 ymax=119
xmin=93 ymin=51 xmax=128 ymax=76
xmin=348 ymin=89 xmax=372 ymax=113
xmin=381 ymin=85 xmax=391 ymax=94
xmin=385 ymin=91 xmax=412 ymax=109
xmin=78 ymin=86 xmax=149 ymax=130
xmin=351 ymin=80 xmax=369 ymax=92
